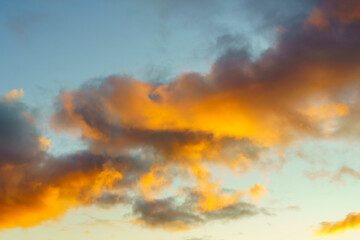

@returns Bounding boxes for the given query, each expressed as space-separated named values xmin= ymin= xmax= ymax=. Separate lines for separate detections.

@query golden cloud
xmin=315 ymin=212 xmax=360 ymax=236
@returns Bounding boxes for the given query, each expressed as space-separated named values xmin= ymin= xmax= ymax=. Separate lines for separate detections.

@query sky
xmin=1 ymin=0 xmax=360 ymax=239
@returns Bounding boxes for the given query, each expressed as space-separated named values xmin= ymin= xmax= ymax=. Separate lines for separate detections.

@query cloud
xmin=52 ymin=2 xmax=360 ymax=152
xmin=132 ymin=197 xmax=203 ymax=231
xmin=306 ymin=0 xmax=360 ymax=28
xmin=46 ymin=0 xmax=360 ymax=232
xmin=315 ymin=212 xmax=360 ymax=236
xmin=284 ymin=205 xmax=301 ymax=211
xmin=48 ymin=4 xmax=360 ymax=231
xmin=333 ymin=166 xmax=360 ymax=181
xmin=0 ymin=99 xmax=145 ymax=229
xmin=0 ymin=98 xmax=263 ymax=230
xmin=132 ymin=197 xmax=264 ymax=231
xmin=4 ymin=88 xmax=24 ymax=101
xmin=138 ymin=165 xmax=172 ymax=200
xmin=38 ymin=136 xmax=51 ymax=151
xmin=203 ymin=201 xmax=266 ymax=221
xmin=247 ymin=183 xmax=268 ymax=201
xmin=3 ymin=0 xmax=360 ymax=233
xmin=304 ymin=165 xmax=360 ymax=182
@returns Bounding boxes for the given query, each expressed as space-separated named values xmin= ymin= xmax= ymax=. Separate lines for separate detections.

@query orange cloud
xmin=303 ymin=102 xmax=349 ymax=122
xmin=38 ymin=136 xmax=51 ymax=151
xmin=0 ymin=162 xmax=124 ymax=230
xmin=189 ymin=163 xmax=253 ymax=213
xmin=0 ymin=101 xmax=127 ymax=230
xmin=138 ymin=166 xmax=171 ymax=200
xmin=315 ymin=212 xmax=360 ymax=236
xmin=4 ymin=88 xmax=24 ymax=101
xmin=247 ymin=183 xmax=268 ymax=201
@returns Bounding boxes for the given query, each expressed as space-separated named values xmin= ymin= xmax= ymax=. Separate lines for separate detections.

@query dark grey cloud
xmin=132 ymin=197 xmax=265 ymax=230
xmin=0 ymin=101 xmax=42 ymax=166
xmin=204 ymin=202 xmax=264 ymax=221
xmin=133 ymin=197 xmax=204 ymax=228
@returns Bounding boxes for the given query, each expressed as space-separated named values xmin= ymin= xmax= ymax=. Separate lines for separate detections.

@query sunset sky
xmin=1 ymin=0 xmax=360 ymax=239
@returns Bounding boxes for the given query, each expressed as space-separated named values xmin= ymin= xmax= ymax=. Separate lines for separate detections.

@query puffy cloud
xmin=45 ymin=0 xmax=360 ymax=232
xmin=52 ymin=4 xmax=360 ymax=154
xmin=47 ymin=0 xmax=360 ymax=231
xmin=4 ymin=0 xmax=360 ymax=233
